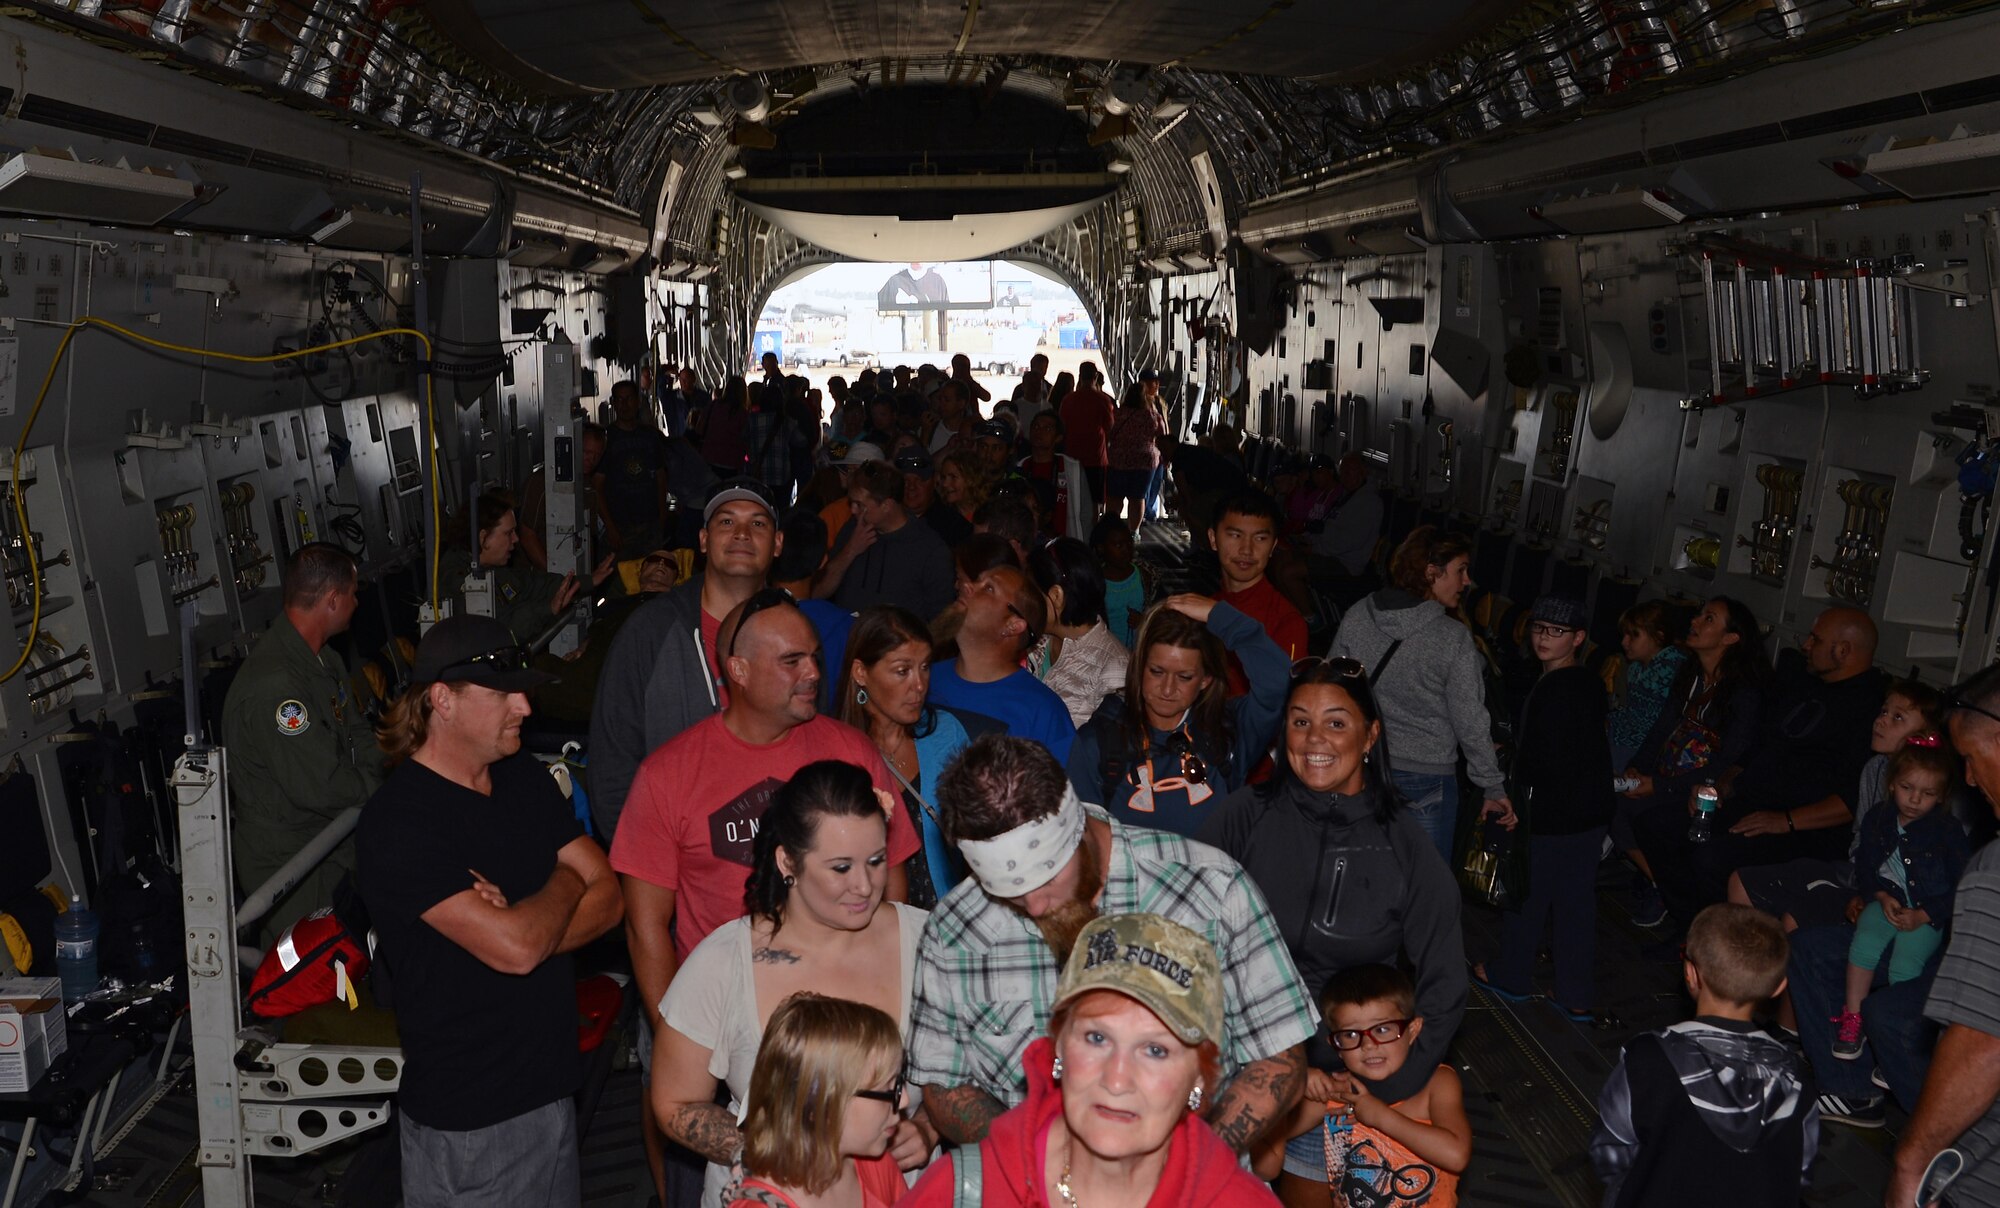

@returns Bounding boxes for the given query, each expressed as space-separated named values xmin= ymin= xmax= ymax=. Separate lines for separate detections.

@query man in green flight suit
xmin=222 ymin=543 xmax=385 ymax=944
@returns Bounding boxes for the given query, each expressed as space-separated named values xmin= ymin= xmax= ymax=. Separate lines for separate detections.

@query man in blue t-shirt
xmin=771 ymin=508 xmax=854 ymax=714
xmin=929 ymin=565 xmax=1076 ymax=765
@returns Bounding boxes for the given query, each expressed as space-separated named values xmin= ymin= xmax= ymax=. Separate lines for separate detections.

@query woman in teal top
xmin=836 ymin=605 xmax=972 ymax=909
xmin=1091 ymin=514 xmax=1157 ymax=646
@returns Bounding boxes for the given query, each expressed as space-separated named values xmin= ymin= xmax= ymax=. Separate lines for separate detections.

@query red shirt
xmin=1019 ymin=455 xmax=1068 ymax=537
xmin=699 ymin=609 xmax=728 ymax=707
xmin=609 ymin=714 xmax=917 ymax=958
xmin=1059 ymin=388 xmax=1116 ymax=468
xmin=1217 ymin=577 xmax=1308 ymax=697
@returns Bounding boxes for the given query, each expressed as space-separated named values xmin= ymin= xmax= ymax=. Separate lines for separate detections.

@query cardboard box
xmin=0 ymin=977 xmax=68 ymax=1094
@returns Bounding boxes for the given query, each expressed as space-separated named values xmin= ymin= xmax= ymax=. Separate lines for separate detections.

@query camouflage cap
xmin=1053 ymin=913 xmax=1225 ymax=1047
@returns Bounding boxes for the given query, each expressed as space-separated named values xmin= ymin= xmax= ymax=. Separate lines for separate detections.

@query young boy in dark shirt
xmin=1473 ymin=595 xmax=1614 ymax=1018
xmin=1592 ymin=903 xmax=1819 ymax=1207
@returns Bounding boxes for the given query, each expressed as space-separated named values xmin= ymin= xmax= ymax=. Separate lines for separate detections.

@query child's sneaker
xmin=1831 ymin=1010 xmax=1865 ymax=1060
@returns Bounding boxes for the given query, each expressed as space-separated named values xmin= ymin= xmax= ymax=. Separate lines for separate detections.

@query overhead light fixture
xmin=0 ymin=150 xmax=197 ymax=226
xmin=309 ymin=206 xmax=411 ymax=251
xmin=1153 ymin=97 xmax=1188 ymax=121
xmin=509 ymin=238 xmax=567 ymax=268
xmin=685 ymin=263 xmax=717 ymax=282
xmin=1106 ymin=156 xmax=1133 ymax=174
xmin=1531 ymin=187 xmax=1687 ymax=235
xmin=691 ymin=107 xmax=725 ymax=127
xmin=310 ymin=208 xmax=354 ymax=244
xmin=1147 ymin=255 xmax=1181 ymax=275
xmin=724 ymin=163 xmax=749 ymax=180
xmin=573 ymin=245 xmax=630 ymax=275
xmin=1864 ymin=129 xmax=2000 ymax=199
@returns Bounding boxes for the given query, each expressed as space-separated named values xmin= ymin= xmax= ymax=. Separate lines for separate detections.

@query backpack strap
xmin=1368 ymin=639 xmax=1404 ymax=685
xmin=952 ymin=1143 xmax=984 ymax=1208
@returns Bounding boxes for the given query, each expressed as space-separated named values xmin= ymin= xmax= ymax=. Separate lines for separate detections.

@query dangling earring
xmin=856 ymin=686 xmax=870 ymax=706
xmin=1187 ymin=1085 xmax=1203 ymax=1112
xmin=1051 ymin=1055 xmax=1063 ymax=1082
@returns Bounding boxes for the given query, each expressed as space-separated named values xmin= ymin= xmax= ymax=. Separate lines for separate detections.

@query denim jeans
xmin=1392 ymin=770 xmax=1460 ymax=866
xmin=1788 ymin=921 xmax=1937 ymax=1110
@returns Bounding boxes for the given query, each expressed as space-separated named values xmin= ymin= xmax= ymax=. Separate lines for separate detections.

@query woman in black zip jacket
xmin=1198 ymin=658 xmax=1467 ymax=1110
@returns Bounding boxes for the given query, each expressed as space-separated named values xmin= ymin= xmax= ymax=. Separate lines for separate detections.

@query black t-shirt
xmin=601 ymin=424 xmax=668 ymax=530
xmin=919 ymin=500 xmax=974 ymax=548
xmin=831 ymin=517 xmax=957 ymax=618
xmin=357 ymin=753 xmax=585 ymax=1130
xmin=1170 ymin=442 xmax=1248 ymax=498
xmin=1728 ymin=664 xmax=1885 ymax=822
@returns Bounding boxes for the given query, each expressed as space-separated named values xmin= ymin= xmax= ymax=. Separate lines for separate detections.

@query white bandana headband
xmin=958 ymin=784 xmax=1087 ymax=896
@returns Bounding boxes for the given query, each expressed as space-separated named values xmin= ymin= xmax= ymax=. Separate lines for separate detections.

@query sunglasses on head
xmin=1289 ymin=655 xmax=1368 ymax=682
xmin=726 ymin=587 xmax=796 ymax=660
xmin=852 ymin=1070 xmax=907 ymax=1104
xmin=1945 ymin=690 xmax=2000 ymax=730
xmin=440 ymin=644 xmax=530 ymax=679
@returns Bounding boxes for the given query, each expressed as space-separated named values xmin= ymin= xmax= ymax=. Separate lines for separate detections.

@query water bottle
xmin=54 ymin=896 xmax=100 ymax=1002
xmin=1687 ymin=782 xmax=1720 ymax=844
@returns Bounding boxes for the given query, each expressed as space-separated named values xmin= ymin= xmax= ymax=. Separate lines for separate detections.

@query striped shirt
xmin=1924 ymin=842 xmax=2000 ymax=1202
xmin=907 ymin=807 xmax=1318 ymax=1106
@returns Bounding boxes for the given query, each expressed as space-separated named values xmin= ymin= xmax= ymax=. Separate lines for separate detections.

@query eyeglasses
xmin=1528 ymin=622 xmax=1578 ymax=638
xmin=853 ymin=1071 xmax=907 ymax=1104
xmin=1945 ymin=690 xmax=2000 ymax=729
xmin=1289 ymin=655 xmax=1368 ymax=681
xmin=439 ymin=645 xmax=530 ymax=678
xmin=726 ymin=587 xmax=796 ymax=660
xmin=1327 ymin=1019 xmax=1415 ymax=1050
xmin=641 ymin=552 xmax=677 ymax=568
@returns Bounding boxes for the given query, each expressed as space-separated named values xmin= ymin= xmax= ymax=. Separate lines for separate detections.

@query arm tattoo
xmin=1208 ymin=1048 xmax=1307 ymax=1154
xmin=751 ymin=947 xmax=801 ymax=964
xmin=664 ymin=1102 xmax=744 ymax=1166
xmin=922 ymin=1084 xmax=1007 ymax=1145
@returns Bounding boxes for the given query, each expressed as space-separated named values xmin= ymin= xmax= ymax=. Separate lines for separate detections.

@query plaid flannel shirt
xmin=907 ymin=807 xmax=1318 ymax=1106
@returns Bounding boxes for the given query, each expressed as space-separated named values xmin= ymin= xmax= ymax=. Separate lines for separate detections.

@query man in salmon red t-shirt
xmin=1209 ymin=490 xmax=1308 ymax=697
xmin=1059 ymin=361 xmax=1116 ymax=512
xmin=610 ymin=591 xmax=919 ymax=1204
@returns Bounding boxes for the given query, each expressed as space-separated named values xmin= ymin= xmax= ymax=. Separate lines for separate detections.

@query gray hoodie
xmin=1327 ymin=589 xmax=1505 ymax=797
xmin=585 ymin=574 xmax=722 ymax=839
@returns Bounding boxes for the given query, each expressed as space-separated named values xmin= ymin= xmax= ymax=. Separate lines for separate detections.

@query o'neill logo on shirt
xmin=708 ymin=778 xmax=785 ymax=867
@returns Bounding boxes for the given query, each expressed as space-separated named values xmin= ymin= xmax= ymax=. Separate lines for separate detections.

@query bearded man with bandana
xmin=906 ymin=733 xmax=1317 ymax=1155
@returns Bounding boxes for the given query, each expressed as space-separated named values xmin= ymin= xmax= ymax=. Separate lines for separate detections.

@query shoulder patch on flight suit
xmin=501 ymin=581 xmax=519 ymax=603
xmin=275 ymin=700 xmax=311 ymax=736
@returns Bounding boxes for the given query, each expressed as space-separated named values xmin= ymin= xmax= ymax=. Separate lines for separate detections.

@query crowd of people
xmin=223 ymin=353 xmax=2000 ymax=1208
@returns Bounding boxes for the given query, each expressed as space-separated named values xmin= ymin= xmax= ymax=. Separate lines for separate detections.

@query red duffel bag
xmin=247 ymin=904 xmax=371 ymax=1018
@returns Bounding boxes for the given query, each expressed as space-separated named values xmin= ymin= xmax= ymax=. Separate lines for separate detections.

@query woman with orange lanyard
xmin=724 ymin=993 xmax=911 ymax=1208
xmin=1064 ymin=595 xmax=1287 ymax=836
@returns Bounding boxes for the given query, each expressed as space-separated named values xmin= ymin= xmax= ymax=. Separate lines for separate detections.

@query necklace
xmin=1056 ymin=1135 xmax=1082 ymax=1208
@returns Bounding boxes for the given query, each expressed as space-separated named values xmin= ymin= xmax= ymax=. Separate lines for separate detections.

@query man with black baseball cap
xmin=358 ymin=615 xmax=623 ymax=1208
